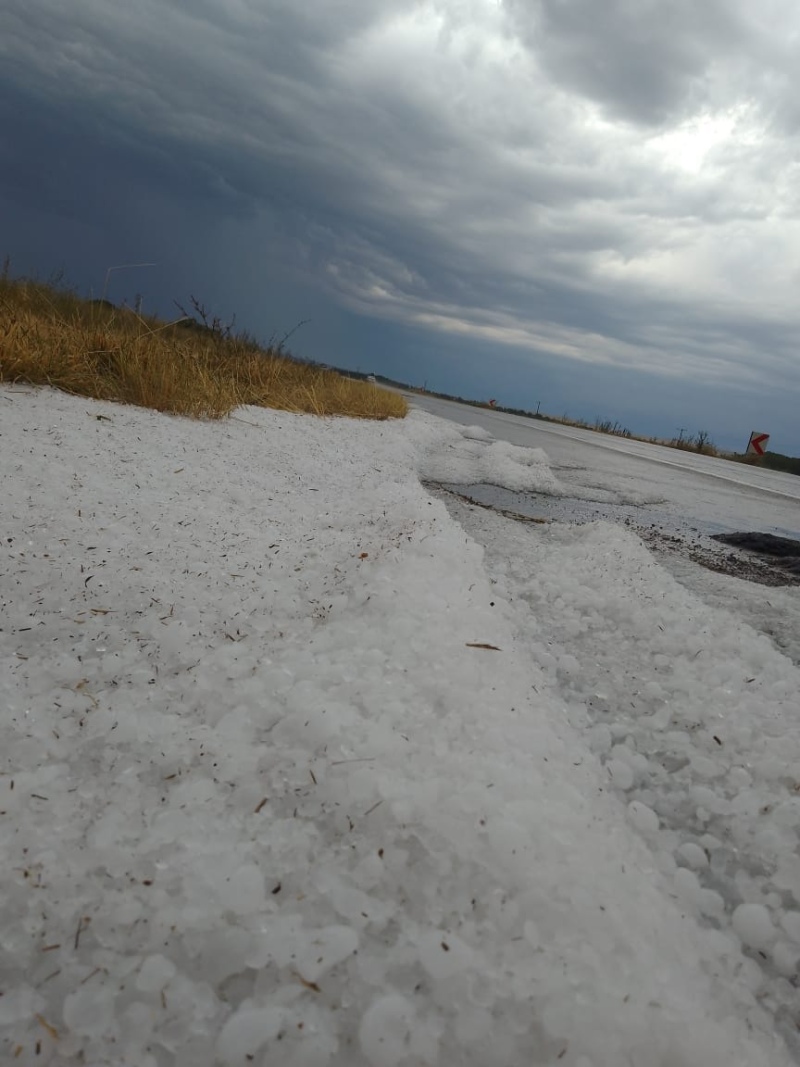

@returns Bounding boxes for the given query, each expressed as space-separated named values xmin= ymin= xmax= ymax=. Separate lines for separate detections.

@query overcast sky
xmin=2 ymin=1 xmax=800 ymax=451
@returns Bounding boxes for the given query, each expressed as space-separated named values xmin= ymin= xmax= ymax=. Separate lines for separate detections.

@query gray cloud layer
xmin=2 ymin=1 xmax=800 ymax=445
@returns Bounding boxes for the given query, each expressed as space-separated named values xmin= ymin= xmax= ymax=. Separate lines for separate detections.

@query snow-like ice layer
xmin=440 ymin=488 xmax=800 ymax=1061
xmin=416 ymin=422 xmax=564 ymax=494
xmin=1 ymin=386 xmax=796 ymax=1066
xmin=654 ymin=551 xmax=800 ymax=668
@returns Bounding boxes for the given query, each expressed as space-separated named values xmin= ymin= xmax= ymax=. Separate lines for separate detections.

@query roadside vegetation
xmin=550 ymin=414 xmax=719 ymax=455
xmin=737 ymin=450 xmax=800 ymax=476
xmin=0 ymin=269 xmax=406 ymax=420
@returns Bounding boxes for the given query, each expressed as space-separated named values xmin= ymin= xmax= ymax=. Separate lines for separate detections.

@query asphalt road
xmin=408 ymin=393 xmax=800 ymax=540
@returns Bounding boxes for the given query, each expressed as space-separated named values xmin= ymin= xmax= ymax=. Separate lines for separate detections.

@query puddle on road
xmin=431 ymin=482 xmax=800 ymax=588
xmin=435 ymin=481 xmax=722 ymax=535
xmin=712 ymin=532 xmax=800 ymax=580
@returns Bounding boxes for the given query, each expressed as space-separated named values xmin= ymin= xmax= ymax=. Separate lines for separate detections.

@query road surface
xmin=408 ymin=393 xmax=800 ymax=539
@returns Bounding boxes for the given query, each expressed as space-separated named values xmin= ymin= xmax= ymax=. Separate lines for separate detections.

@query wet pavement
xmin=433 ymin=482 xmax=800 ymax=588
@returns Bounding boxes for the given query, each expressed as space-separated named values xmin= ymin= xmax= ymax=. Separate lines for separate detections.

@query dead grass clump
xmin=0 ymin=274 xmax=406 ymax=420
xmin=670 ymin=432 xmax=719 ymax=456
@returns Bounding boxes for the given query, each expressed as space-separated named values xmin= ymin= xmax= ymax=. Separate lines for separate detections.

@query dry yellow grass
xmin=0 ymin=274 xmax=407 ymax=420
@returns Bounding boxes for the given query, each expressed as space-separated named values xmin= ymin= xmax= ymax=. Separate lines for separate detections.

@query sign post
xmin=746 ymin=431 xmax=770 ymax=457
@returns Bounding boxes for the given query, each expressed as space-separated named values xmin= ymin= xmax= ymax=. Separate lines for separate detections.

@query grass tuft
xmin=0 ymin=273 xmax=406 ymax=420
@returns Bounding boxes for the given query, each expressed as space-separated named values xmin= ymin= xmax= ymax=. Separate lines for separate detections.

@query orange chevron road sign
xmin=746 ymin=431 xmax=770 ymax=456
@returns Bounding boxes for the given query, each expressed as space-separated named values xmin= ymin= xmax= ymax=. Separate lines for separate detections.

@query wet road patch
xmin=430 ymin=482 xmax=800 ymax=588
xmin=711 ymin=532 xmax=800 ymax=581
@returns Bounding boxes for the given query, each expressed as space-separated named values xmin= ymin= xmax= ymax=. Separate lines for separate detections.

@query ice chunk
xmin=359 ymin=994 xmax=418 ymax=1067
xmin=627 ymin=800 xmax=659 ymax=836
xmin=773 ymin=855 xmax=800 ymax=899
xmin=676 ymin=842 xmax=709 ymax=870
xmin=454 ymin=1004 xmax=493 ymax=1043
xmin=699 ymin=889 xmax=726 ymax=919
xmin=691 ymin=755 xmax=724 ymax=779
xmin=606 ymin=758 xmax=634 ymax=791
xmin=772 ymin=942 xmax=799 ymax=978
xmin=731 ymin=903 xmax=775 ymax=950
xmin=587 ymin=723 xmax=613 ymax=754
xmin=253 ymin=913 xmax=303 ymax=966
xmin=691 ymin=786 xmax=728 ymax=816
xmin=216 ymin=1005 xmax=284 ymax=1065
xmin=728 ymin=766 xmax=752 ymax=790
xmin=780 ymin=911 xmax=800 ymax=944
xmin=224 ymin=865 xmax=265 ymax=915
xmin=674 ymin=867 xmax=702 ymax=910
xmin=63 ymin=986 xmax=116 ymax=1037
xmin=417 ymin=930 xmax=474 ymax=982
xmin=136 ymin=954 xmax=177 ymax=992
xmin=0 ymin=986 xmax=45 ymax=1025
xmin=295 ymin=925 xmax=359 ymax=982
xmin=557 ymin=653 xmax=581 ymax=678
xmin=773 ymin=799 xmax=800 ymax=828
xmin=201 ymin=927 xmax=256 ymax=983
xmin=460 ymin=425 xmax=494 ymax=442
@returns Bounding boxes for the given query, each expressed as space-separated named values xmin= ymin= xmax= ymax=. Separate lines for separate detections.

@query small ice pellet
xmin=674 ymin=866 xmax=700 ymax=897
xmin=136 ymin=954 xmax=176 ymax=992
xmin=628 ymin=800 xmax=659 ymax=836
xmin=676 ymin=842 xmax=709 ymax=870
xmin=216 ymin=1006 xmax=284 ymax=1065
xmin=772 ymin=942 xmax=799 ymax=978
xmin=606 ymin=758 xmax=635 ymax=791
xmin=732 ymin=903 xmax=775 ymax=950
xmin=781 ymin=912 xmax=800 ymax=944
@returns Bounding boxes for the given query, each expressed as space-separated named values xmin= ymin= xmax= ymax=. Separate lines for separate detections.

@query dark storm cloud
xmin=2 ymin=0 xmax=800 ymax=446
xmin=504 ymin=0 xmax=749 ymax=126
